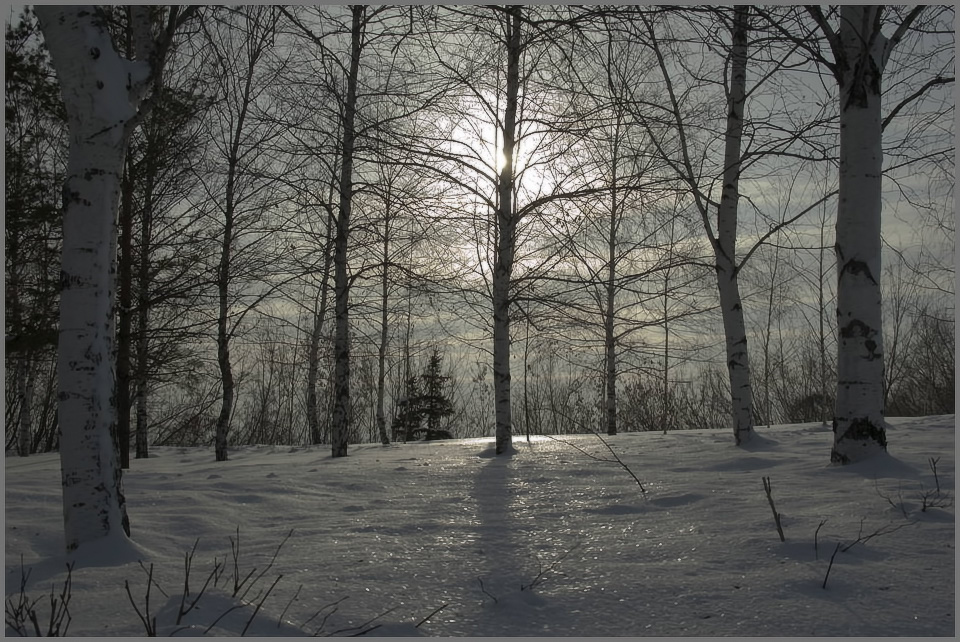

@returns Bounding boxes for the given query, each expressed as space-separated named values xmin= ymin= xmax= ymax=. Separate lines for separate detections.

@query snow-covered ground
xmin=5 ymin=415 xmax=955 ymax=636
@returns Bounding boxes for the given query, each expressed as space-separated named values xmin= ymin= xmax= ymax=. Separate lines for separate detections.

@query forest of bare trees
xmin=5 ymin=3 xmax=954 ymax=547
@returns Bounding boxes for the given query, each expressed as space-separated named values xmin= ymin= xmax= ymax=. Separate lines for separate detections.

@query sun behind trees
xmin=9 ymin=5 xmax=954 ymax=553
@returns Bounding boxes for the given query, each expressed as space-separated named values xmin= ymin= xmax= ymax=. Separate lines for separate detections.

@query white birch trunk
xmin=831 ymin=6 xmax=888 ymax=463
xmin=604 ymin=179 xmax=618 ymax=436
xmin=492 ymin=7 xmax=522 ymax=455
xmin=715 ymin=6 xmax=753 ymax=446
xmin=375 ymin=199 xmax=392 ymax=445
xmin=36 ymin=5 xmax=149 ymax=550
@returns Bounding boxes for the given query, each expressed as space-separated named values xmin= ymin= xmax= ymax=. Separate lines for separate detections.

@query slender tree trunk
xmin=662 ymin=262 xmax=671 ymax=435
xmin=818 ymin=205 xmax=830 ymax=427
xmin=492 ymin=6 xmax=521 ymax=455
xmin=9 ymin=236 xmax=32 ymax=457
xmin=115 ymin=160 xmax=134 ymax=469
xmin=604 ymin=151 xmax=619 ymax=436
xmin=762 ymin=235 xmax=781 ymax=427
xmin=215 ymin=191 xmax=235 ymax=462
xmin=133 ymin=175 xmax=154 ymax=460
xmin=715 ymin=5 xmax=753 ymax=446
xmin=17 ymin=355 xmax=32 ymax=457
xmin=331 ymin=5 xmax=363 ymax=458
xmin=523 ymin=316 xmax=531 ymax=441
xmin=37 ymin=5 xmax=138 ymax=550
xmin=830 ymin=5 xmax=888 ymax=463
xmin=213 ymin=10 xmax=267 ymax=461
xmin=306 ymin=244 xmax=333 ymax=446
xmin=375 ymin=189 xmax=392 ymax=445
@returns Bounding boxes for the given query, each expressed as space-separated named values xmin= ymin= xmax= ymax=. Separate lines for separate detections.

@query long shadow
xmin=6 ymin=532 xmax=153 ymax=590
xmin=472 ymin=444 xmax=527 ymax=598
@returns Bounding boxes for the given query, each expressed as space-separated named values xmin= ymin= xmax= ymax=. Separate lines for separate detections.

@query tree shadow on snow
xmin=6 ymin=532 xmax=156 ymax=590
xmin=472 ymin=444 xmax=527 ymax=594
xmin=822 ymin=451 xmax=919 ymax=480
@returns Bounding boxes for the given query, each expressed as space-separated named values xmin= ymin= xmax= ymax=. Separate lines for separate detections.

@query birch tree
xmin=36 ymin=4 xmax=195 ymax=551
xmin=764 ymin=5 xmax=952 ymax=462
xmin=635 ymin=7 xmax=755 ymax=444
xmin=407 ymin=6 xmax=605 ymax=454
xmin=633 ymin=6 xmax=836 ymax=445
xmin=823 ymin=6 xmax=940 ymax=463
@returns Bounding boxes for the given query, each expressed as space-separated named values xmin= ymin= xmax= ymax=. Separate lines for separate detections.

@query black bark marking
xmin=62 ymin=185 xmax=80 ymax=208
xmin=839 ymin=259 xmax=877 ymax=285
xmin=60 ymin=270 xmax=84 ymax=290
xmin=831 ymin=416 xmax=887 ymax=464
xmin=96 ymin=80 xmax=104 ymax=90
xmin=839 ymin=318 xmax=873 ymax=339
xmin=90 ymin=47 xmax=100 ymax=59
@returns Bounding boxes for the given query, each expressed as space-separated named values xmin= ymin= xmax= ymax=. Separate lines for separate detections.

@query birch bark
xmin=829 ymin=5 xmax=889 ymax=463
xmin=36 ymin=5 xmax=149 ymax=550
xmin=492 ymin=7 xmax=522 ymax=455
xmin=714 ymin=6 xmax=753 ymax=446
xmin=603 ymin=152 xmax=619 ymax=437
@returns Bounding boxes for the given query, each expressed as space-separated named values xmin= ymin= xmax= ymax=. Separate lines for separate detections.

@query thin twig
xmin=124 ymin=563 xmax=157 ymax=636
xmin=415 ymin=603 xmax=448 ymax=629
xmin=929 ymin=457 xmax=941 ymax=494
xmin=327 ymin=606 xmax=397 ymax=637
xmin=277 ymin=584 xmax=302 ymax=628
xmin=477 ymin=578 xmax=498 ymax=604
xmin=840 ymin=520 xmax=914 ymax=553
xmin=520 ymin=542 xmax=581 ymax=591
xmin=541 ymin=430 xmax=646 ymax=494
xmin=241 ymin=574 xmax=283 ymax=636
xmin=762 ymin=476 xmax=786 ymax=542
xmin=821 ymin=542 xmax=841 ymax=589
xmin=814 ymin=519 xmax=827 ymax=560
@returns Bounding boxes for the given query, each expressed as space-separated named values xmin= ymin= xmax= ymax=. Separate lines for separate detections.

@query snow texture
xmin=4 ymin=416 xmax=955 ymax=636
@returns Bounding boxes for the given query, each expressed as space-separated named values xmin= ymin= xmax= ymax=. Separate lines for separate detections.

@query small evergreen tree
xmin=394 ymin=348 xmax=455 ymax=441
xmin=420 ymin=348 xmax=454 ymax=435
xmin=395 ymin=375 xmax=422 ymax=442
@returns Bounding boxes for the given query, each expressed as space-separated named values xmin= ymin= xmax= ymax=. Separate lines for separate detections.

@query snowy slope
xmin=4 ymin=416 xmax=955 ymax=636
